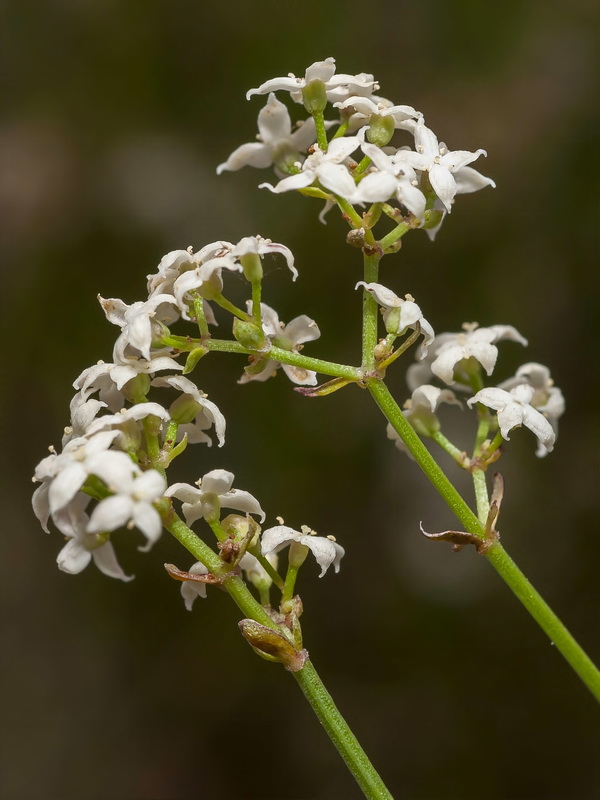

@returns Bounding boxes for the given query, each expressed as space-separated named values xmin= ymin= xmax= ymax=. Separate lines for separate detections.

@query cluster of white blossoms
xmin=218 ymin=57 xmax=495 ymax=235
xmin=32 ymin=233 xmax=344 ymax=592
xmin=387 ymin=323 xmax=565 ymax=457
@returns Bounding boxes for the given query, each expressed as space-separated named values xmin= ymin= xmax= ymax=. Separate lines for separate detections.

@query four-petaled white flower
xmin=217 ymin=93 xmax=320 ymax=174
xmin=229 ymin=236 xmax=298 ymax=280
xmin=335 ymin=95 xmax=422 ymax=131
xmin=54 ymin=494 xmax=133 ymax=581
xmin=356 ymin=282 xmax=435 ymax=354
xmin=240 ymin=302 xmax=321 ymax=386
xmin=426 ymin=324 xmax=528 ymax=386
xmin=247 ymin=57 xmax=378 ymax=104
xmin=398 ymin=122 xmax=494 ymax=212
xmin=355 ymin=144 xmax=427 ymax=218
xmin=151 ymin=375 xmax=226 ymax=446
xmin=499 ymin=363 xmax=565 ymax=456
xmin=261 ymin=525 xmax=344 ymax=577
xmin=87 ymin=463 xmax=167 ymax=551
xmin=33 ymin=431 xmax=123 ymax=521
xmin=165 ymin=469 xmax=265 ymax=527
xmin=468 ymin=384 xmax=556 ymax=454
xmin=99 ymin=294 xmax=179 ymax=361
xmin=259 ymin=135 xmax=364 ymax=204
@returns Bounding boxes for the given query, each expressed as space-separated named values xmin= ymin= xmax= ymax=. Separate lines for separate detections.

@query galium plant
xmin=32 ymin=57 xmax=598 ymax=799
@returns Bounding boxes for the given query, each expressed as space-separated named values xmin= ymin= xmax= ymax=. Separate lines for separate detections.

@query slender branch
xmin=293 ymin=662 xmax=394 ymax=800
xmin=367 ymin=378 xmax=600 ymax=699
xmin=206 ymin=339 xmax=363 ymax=381
xmin=362 ymin=253 xmax=381 ymax=371
xmin=164 ymin=511 xmax=394 ymax=797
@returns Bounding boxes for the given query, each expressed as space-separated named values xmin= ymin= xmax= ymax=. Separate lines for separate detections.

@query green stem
xmin=431 ymin=430 xmax=468 ymax=466
xmin=368 ymin=378 xmax=600 ymax=699
xmin=213 ymin=294 xmax=248 ymax=320
xmin=354 ymin=155 xmax=372 ymax=177
xmin=165 ymin=512 xmax=394 ymax=796
xmin=486 ymin=544 xmax=600 ymax=701
xmin=251 ymin=279 xmax=262 ymax=324
xmin=192 ymin=296 xmax=210 ymax=337
xmin=472 ymin=469 xmax=490 ymax=523
xmin=293 ymin=662 xmax=393 ymax=800
xmin=206 ymin=339 xmax=362 ymax=381
xmin=362 ymin=253 xmax=381 ymax=371
xmin=313 ymin=110 xmax=328 ymax=151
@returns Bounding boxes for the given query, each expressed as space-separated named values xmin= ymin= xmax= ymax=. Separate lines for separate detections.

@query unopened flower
xmin=180 ymin=562 xmax=210 ymax=610
xmin=217 ymin=93 xmax=320 ymax=174
xmin=246 ymin=57 xmax=378 ymax=105
xmin=356 ymin=282 xmax=434 ymax=353
xmin=468 ymin=384 xmax=556 ymax=454
xmin=166 ymin=469 xmax=265 ymax=527
xmin=240 ymin=302 xmax=321 ymax=386
xmin=87 ymin=465 xmax=167 ymax=551
xmin=261 ymin=525 xmax=344 ymax=577
xmin=398 ymin=121 xmax=494 ymax=212
xmin=259 ymin=135 xmax=364 ymax=204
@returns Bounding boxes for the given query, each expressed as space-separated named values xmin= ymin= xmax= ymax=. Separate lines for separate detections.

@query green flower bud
xmin=233 ymin=317 xmax=267 ymax=350
xmin=122 ymin=373 xmax=151 ymax=404
xmin=366 ymin=114 xmax=395 ymax=147
xmin=169 ymin=393 xmax=201 ymax=425
xmin=239 ymin=252 xmax=263 ymax=283
xmin=302 ymin=79 xmax=327 ymax=114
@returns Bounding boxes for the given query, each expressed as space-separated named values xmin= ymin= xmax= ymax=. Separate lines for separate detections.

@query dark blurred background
xmin=1 ymin=1 xmax=598 ymax=798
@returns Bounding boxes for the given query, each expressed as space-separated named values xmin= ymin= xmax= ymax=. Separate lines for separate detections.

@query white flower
xmin=389 ymin=384 xmax=462 ymax=444
xmin=75 ymin=354 xmax=184 ymax=412
xmin=239 ymin=302 xmax=321 ymax=386
xmin=99 ymin=294 xmax=179 ymax=361
xmin=180 ymin=562 xmax=210 ymax=610
xmin=230 ymin=236 xmax=297 ymax=280
xmin=84 ymin=402 xmax=171 ymax=440
xmin=62 ymin=392 xmax=107 ymax=445
xmin=151 ymin=375 xmax=226 ymax=446
xmin=335 ymin=95 xmax=422 ymax=131
xmin=217 ymin=93 xmax=320 ymax=174
xmin=499 ymin=363 xmax=565 ymax=457
xmin=259 ymin=135 xmax=364 ymax=204
xmin=356 ymin=282 xmax=435 ymax=354
xmin=260 ymin=525 xmax=344 ymax=577
xmin=356 ymin=143 xmax=427 ymax=219
xmin=467 ymin=385 xmax=556 ymax=454
xmin=87 ymin=466 xmax=167 ymax=551
xmin=426 ymin=324 xmax=528 ymax=386
xmin=146 ymin=245 xmax=230 ymax=312
xmin=33 ymin=431 xmax=123 ymax=517
xmin=246 ymin=57 xmax=378 ymax=105
xmin=54 ymin=494 xmax=133 ymax=581
xmin=165 ymin=469 xmax=265 ymax=526
xmin=398 ymin=122 xmax=494 ymax=212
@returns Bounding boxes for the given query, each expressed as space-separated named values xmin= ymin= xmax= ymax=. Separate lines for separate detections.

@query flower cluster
xmin=218 ymin=57 xmax=495 ymax=235
xmin=32 ymin=231 xmax=342 ymax=602
xmin=388 ymin=323 xmax=565 ymax=456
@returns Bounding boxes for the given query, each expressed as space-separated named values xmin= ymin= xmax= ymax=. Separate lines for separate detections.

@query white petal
xmin=317 ymin=162 xmax=360 ymax=201
xmin=429 ymin=164 xmax=456 ymax=213
xmin=133 ymin=503 xmax=163 ymax=551
xmin=220 ymin=489 xmax=265 ymax=522
xmin=217 ymin=142 xmax=272 ymax=174
xmin=201 ymin=469 xmax=234 ymax=495
xmin=302 ymin=535 xmax=345 ymax=577
xmin=57 ymin=538 xmax=92 ymax=574
xmin=92 ymin=541 xmax=134 ymax=581
xmin=48 ymin=463 xmax=88 ymax=514
xmin=88 ymin=495 xmax=133 ymax=533
xmin=261 ymin=525 xmax=300 ymax=555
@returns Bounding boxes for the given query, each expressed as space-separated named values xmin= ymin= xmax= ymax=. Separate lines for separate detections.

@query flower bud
xmin=366 ymin=114 xmax=395 ymax=147
xmin=233 ymin=318 xmax=268 ymax=351
xmin=169 ymin=393 xmax=201 ymax=425
xmin=238 ymin=619 xmax=308 ymax=672
xmin=122 ymin=373 xmax=151 ymax=404
xmin=239 ymin=252 xmax=263 ymax=283
xmin=302 ymin=80 xmax=327 ymax=115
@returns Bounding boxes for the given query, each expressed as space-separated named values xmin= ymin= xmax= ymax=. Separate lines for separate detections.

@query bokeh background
xmin=1 ymin=1 xmax=598 ymax=798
